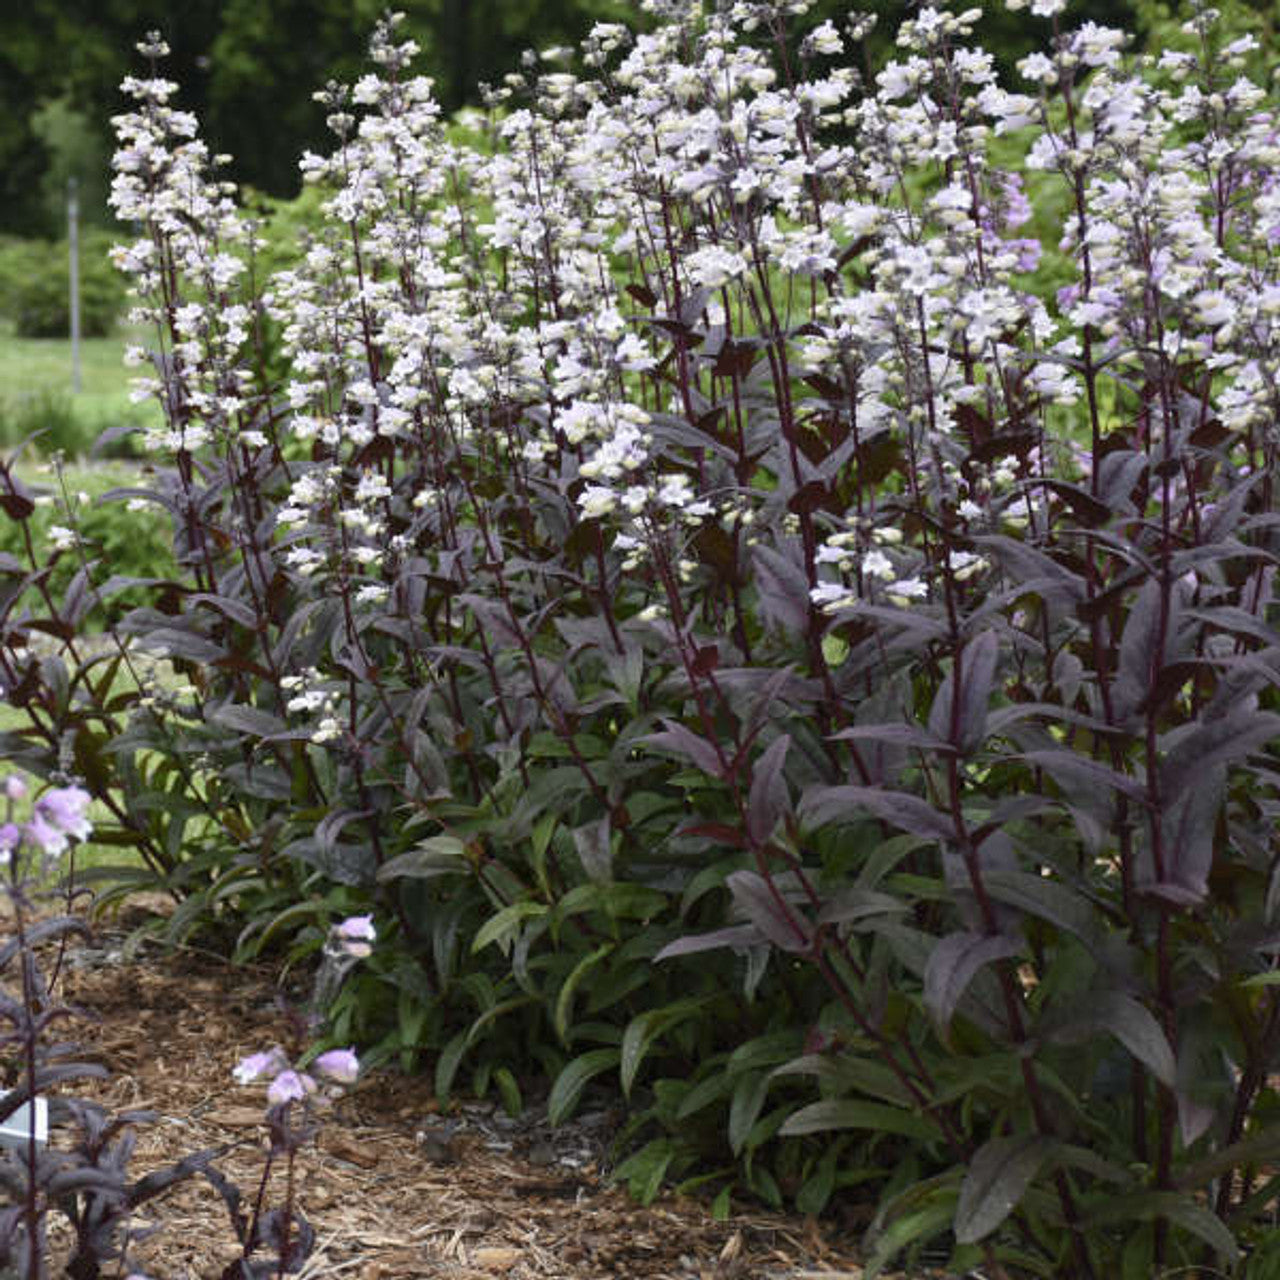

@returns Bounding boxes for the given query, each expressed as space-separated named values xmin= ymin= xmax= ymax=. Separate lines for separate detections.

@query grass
xmin=0 ymin=319 xmax=161 ymax=457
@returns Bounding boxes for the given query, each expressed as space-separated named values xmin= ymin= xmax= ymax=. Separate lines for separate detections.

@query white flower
xmin=863 ymin=549 xmax=895 ymax=580
xmin=888 ymin=577 xmax=928 ymax=606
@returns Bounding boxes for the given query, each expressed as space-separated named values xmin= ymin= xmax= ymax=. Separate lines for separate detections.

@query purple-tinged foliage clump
xmin=4 ymin=0 xmax=1280 ymax=1272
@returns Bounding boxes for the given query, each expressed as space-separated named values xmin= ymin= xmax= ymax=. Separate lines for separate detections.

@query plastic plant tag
xmin=0 ymin=1092 xmax=47 ymax=1151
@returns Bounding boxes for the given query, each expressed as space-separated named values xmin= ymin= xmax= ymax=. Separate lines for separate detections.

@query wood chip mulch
xmin=34 ymin=913 xmax=883 ymax=1280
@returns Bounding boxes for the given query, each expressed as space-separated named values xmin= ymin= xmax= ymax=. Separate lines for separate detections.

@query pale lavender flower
xmin=267 ymin=1070 xmax=316 ymax=1106
xmin=2 ymin=776 xmax=27 ymax=802
xmin=34 ymin=787 xmax=93 ymax=843
xmin=314 ymin=1048 xmax=360 ymax=1084
xmin=24 ymin=812 xmax=68 ymax=858
xmin=233 ymin=1046 xmax=290 ymax=1085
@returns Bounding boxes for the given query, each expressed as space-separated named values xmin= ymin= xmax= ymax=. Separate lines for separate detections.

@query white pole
xmin=68 ymin=177 xmax=81 ymax=395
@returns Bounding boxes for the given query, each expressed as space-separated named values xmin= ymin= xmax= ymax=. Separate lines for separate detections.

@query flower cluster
xmin=233 ymin=1044 xmax=360 ymax=1105
xmin=0 ymin=779 xmax=93 ymax=867
xmin=233 ymin=915 xmax=374 ymax=1107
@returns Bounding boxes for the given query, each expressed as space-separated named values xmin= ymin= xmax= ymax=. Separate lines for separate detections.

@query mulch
xmin=27 ymin=905 xmax=886 ymax=1280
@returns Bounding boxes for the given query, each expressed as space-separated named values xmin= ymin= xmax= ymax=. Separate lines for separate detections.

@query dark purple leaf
xmin=1038 ymin=478 xmax=1111 ymax=526
xmin=924 ymin=930 xmax=1020 ymax=1033
xmin=829 ymin=723 xmax=953 ymax=753
xmin=747 ymin=735 xmax=791 ymax=845
xmin=982 ymin=869 xmax=1100 ymax=943
xmin=655 ymin=924 xmax=763 ymax=961
xmin=1048 ymin=991 xmax=1176 ymax=1087
xmin=727 ymin=871 xmax=812 ymax=953
xmin=643 ymin=720 xmax=726 ymax=779
xmin=1017 ymin=749 xmax=1145 ymax=802
xmin=1114 ymin=577 xmax=1163 ymax=719
xmin=191 ymin=593 xmax=260 ymax=629
xmin=799 ymin=785 xmax=955 ymax=842
xmin=751 ymin=544 xmax=811 ymax=635
xmin=927 ymin=630 xmax=999 ymax=754
xmin=1150 ymin=767 xmax=1223 ymax=905
xmin=208 ymin=703 xmax=289 ymax=739
xmin=0 ymin=492 xmax=34 ymax=521
xmin=955 ymin=1134 xmax=1053 ymax=1245
xmin=1159 ymin=709 xmax=1280 ymax=800
xmin=137 ymin=626 xmax=226 ymax=664
xmin=973 ymin=534 xmax=1085 ymax=605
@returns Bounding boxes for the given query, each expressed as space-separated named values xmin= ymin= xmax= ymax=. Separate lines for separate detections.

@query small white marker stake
xmin=0 ymin=1092 xmax=48 ymax=1152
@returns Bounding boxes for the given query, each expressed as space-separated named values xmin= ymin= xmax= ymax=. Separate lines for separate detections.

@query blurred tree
xmin=6 ymin=0 xmax=1276 ymax=238
xmin=30 ymin=97 xmax=111 ymax=231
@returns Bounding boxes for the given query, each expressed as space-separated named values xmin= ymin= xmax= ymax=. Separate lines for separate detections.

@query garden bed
xmin=50 ymin=910 xmax=874 ymax=1280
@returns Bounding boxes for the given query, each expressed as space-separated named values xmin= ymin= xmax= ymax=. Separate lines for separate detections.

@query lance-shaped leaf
xmin=1084 ymin=1190 xmax=1237 ymax=1263
xmin=924 ymin=931 xmax=1021 ymax=1034
xmin=752 ymin=544 xmax=811 ymax=634
xmin=747 ymin=734 xmax=792 ymax=845
xmin=1017 ymin=749 xmax=1145 ymax=804
xmin=779 ymin=1098 xmax=941 ymax=1142
xmin=799 ymin=785 xmax=955 ymax=843
xmin=1114 ymin=576 xmax=1164 ymax=719
xmin=1148 ymin=766 xmax=1223 ymax=906
xmin=982 ymin=868 xmax=1100 ymax=945
xmin=1159 ymin=709 xmax=1280 ymax=801
xmin=927 ymin=630 xmax=999 ymax=754
xmin=955 ymin=1134 xmax=1054 ymax=1244
xmin=726 ymin=870 xmax=813 ymax=953
xmin=655 ymin=924 xmax=763 ymax=960
xmin=642 ymin=720 xmax=726 ymax=779
xmin=1046 ymin=990 xmax=1176 ymax=1087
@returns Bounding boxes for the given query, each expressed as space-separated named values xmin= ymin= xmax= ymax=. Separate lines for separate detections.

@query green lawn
xmin=0 ymin=321 xmax=161 ymax=456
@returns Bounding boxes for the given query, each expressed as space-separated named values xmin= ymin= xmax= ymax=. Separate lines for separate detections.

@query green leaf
xmin=1085 ymin=1191 xmax=1237 ymax=1263
xmin=728 ymin=1072 xmax=771 ymax=1157
xmin=494 ymin=1067 xmax=522 ymax=1118
xmin=614 ymin=1138 xmax=676 ymax=1205
xmin=1175 ymin=1124 xmax=1280 ymax=1191
xmin=866 ymin=1195 xmax=957 ymax=1280
xmin=955 ymin=1134 xmax=1053 ymax=1244
xmin=553 ymin=943 xmax=614 ymax=1045
xmin=796 ymin=1144 xmax=841 ymax=1216
xmin=470 ymin=900 xmax=548 ymax=955
xmin=376 ymin=835 xmax=468 ymax=882
xmin=620 ymin=998 xmax=711 ymax=1097
xmin=711 ymin=1185 xmax=732 ymax=1220
xmin=779 ymin=1099 xmax=941 ymax=1142
xmin=434 ymin=1031 xmax=468 ymax=1105
xmin=547 ymin=1048 xmax=620 ymax=1126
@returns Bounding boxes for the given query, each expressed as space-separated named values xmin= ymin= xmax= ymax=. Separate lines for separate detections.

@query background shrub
xmin=0 ymin=230 xmax=125 ymax=339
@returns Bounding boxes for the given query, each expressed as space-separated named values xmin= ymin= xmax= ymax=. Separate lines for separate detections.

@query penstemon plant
xmin=5 ymin=0 xmax=1280 ymax=1273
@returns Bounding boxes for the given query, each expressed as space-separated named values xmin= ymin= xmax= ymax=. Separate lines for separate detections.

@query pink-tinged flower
xmin=268 ymin=1070 xmax=316 ymax=1106
xmin=233 ymin=1046 xmax=290 ymax=1085
xmin=313 ymin=1048 xmax=359 ymax=1084
xmin=24 ymin=813 xmax=68 ymax=858
xmin=334 ymin=914 xmax=376 ymax=957
xmin=0 ymin=824 xmax=19 ymax=864
xmin=34 ymin=787 xmax=93 ymax=843
xmin=2 ymin=776 xmax=27 ymax=802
